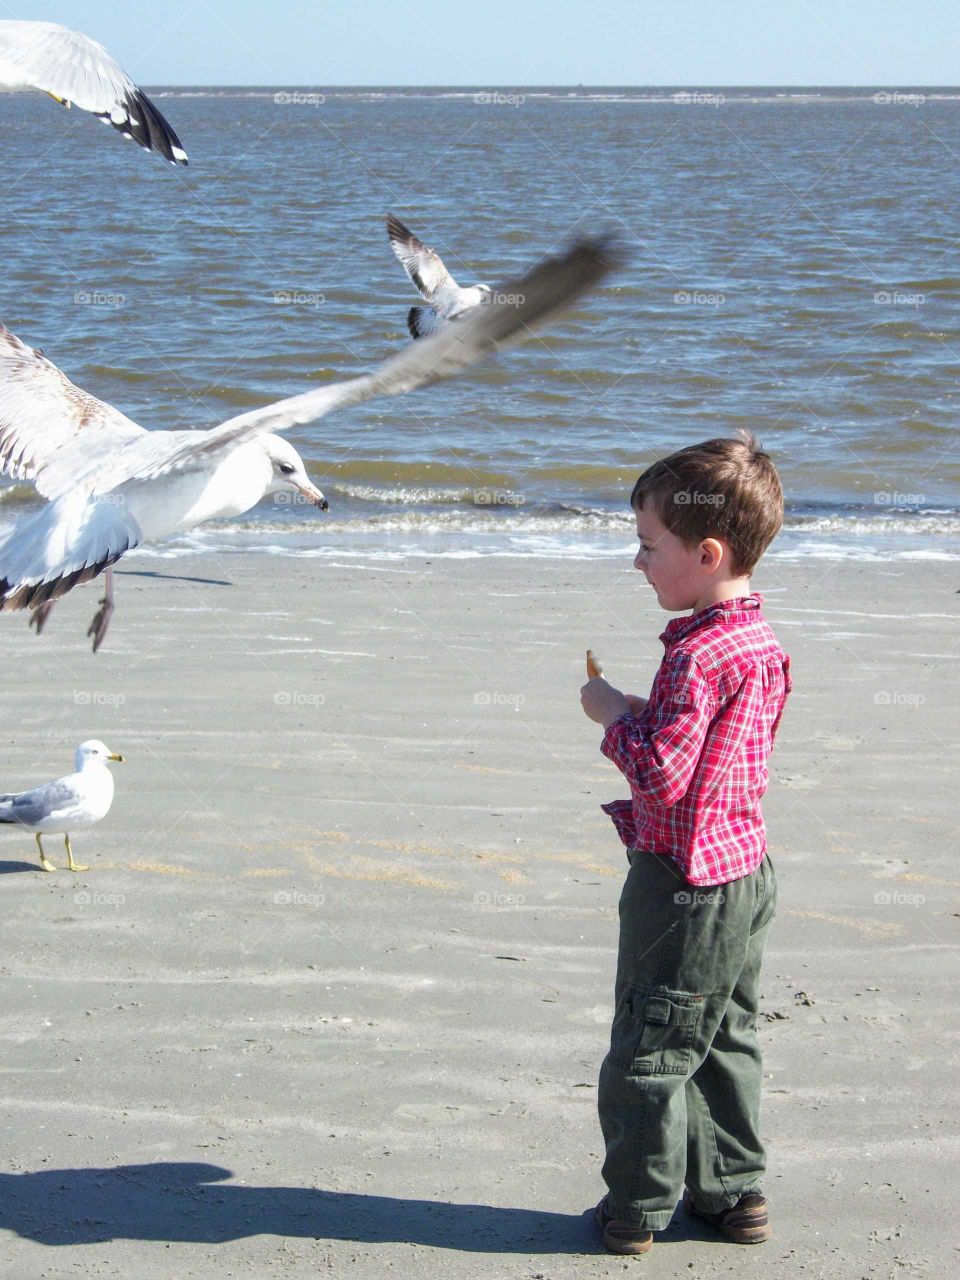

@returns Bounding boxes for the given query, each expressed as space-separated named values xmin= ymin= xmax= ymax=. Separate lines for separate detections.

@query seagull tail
xmin=407 ymin=306 xmax=442 ymax=340
xmin=0 ymin=494 xmax=140 ymax=614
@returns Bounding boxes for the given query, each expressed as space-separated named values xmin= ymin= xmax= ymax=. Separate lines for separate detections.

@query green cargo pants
xmin=597 ymin=848 xmax=777 ymax=1231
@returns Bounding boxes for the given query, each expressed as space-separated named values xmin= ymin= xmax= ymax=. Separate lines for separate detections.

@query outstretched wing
xmin=0 ymin=324 xmax=145 ymax=499
xmin=387 ymin=213 xmax=463 ymax=312
xmin=121 ymin=234 xmax=622 ymax=484
xmin=0 ymin=20 xmax=188 ymax=164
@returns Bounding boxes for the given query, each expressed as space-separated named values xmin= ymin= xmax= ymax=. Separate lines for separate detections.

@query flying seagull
xmin=0 ymin=20 xmax=187 ymax=164
xmin=387 ymin=213 xmax=492 ymax=339
xmin=0 ymin=234 xmax=619 ymax=648
xmin=0 ymin=739 xmax=123 ymax=873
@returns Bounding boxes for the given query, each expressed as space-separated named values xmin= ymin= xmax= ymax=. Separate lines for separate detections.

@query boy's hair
xmin=630 ymin=430 xmax=783 ymax=575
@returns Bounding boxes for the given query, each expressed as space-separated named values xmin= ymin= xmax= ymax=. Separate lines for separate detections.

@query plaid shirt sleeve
xmin=600 ymin=652 xmax=716 ymax=807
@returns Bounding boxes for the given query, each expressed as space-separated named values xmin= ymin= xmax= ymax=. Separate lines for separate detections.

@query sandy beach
xmin=0 ymin=548 xmax=956 ymax=1278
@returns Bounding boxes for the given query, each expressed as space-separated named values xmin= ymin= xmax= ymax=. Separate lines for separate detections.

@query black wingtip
xmin=99 ymin=87 xmax=188 ymax=165
xmin=387 ymin=212 xmax=413 ymax=243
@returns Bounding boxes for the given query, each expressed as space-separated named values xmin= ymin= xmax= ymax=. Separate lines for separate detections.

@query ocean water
xmin=1 ymin=86 xmax=958 ymax=561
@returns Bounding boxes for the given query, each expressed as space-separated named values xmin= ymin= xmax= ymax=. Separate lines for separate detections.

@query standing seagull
xmin=0 ymin=235 xmax=618 ymax=648
xmin=0 ymin=739 xmax=123 ymax=873
xmin=387 ymin=213 xmax=492 ymax=338
xmin=0 ymin=20 xmax=187 ymax=164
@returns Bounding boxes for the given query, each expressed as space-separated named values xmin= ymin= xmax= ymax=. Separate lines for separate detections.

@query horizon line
xmin=123 ymin=81 xmax=960 ymax=90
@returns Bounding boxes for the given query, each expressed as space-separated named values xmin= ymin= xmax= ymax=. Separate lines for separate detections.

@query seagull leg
xmin=87 ymin=568 xmax=115 ymax=653
xmin=64 ymin=834 xmax=88 ymax=874
xmin=36 ymin=833 xmax=57 ymax=873
xmin=29 ymin=601 xmax=56 ymax=636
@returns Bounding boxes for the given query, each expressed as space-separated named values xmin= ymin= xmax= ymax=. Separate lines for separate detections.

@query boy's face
xmin=633 ymin=503 xmax=711 ymax=612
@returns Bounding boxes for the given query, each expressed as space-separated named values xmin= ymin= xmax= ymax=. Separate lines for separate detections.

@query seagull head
xmin=75 ymin=740 xmax=124 ymax=770
xmin=262 ymin=436 xmax=329 ymax=511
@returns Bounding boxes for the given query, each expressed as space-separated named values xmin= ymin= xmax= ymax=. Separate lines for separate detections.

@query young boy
xmin=580 ymin=432 xmax=791 ymax=1256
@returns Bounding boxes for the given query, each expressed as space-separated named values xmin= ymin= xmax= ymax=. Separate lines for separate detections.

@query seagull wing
xmin=119 ymin=234 xmax=622 ymax=483
xmin=387 ymin=213 xmax=464 ymax=313
xmin=0 ymin=323 xmax=146 ymax=500
xmin=0 ymin=20 xmax=188 ymax=164
xmin=0 ymin=775 xmax=82 ymax=828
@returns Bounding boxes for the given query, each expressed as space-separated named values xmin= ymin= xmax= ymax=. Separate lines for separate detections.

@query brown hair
xmin=630 ymin=431 xmax=783 ymax=575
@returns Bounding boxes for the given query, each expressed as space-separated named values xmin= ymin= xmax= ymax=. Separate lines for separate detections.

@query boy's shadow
xmin=0 ymin=1162 xmax=709 ymax=1252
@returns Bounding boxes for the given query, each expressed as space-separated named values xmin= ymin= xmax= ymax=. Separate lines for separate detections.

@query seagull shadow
xmin=115 ymin=570 xmax=233 ymax=587
xmin=0 ymin=859 xmax=39 ymax=875
xmin=0 ymin=1161 xmax=704 ymax=1252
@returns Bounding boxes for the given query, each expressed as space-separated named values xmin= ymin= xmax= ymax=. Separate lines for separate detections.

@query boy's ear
xmin=699 ymin=538 xmax=725 ymax=572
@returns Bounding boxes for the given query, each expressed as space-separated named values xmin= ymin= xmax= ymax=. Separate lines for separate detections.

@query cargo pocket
xmin=612 ymin=985 xmax=704 ymax=1076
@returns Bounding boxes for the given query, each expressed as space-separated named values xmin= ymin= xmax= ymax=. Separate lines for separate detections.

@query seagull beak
xmin=295 ymin=481 xmax=329 ymax=512
xmin=108 ymin=753 xmax=125 ymax=763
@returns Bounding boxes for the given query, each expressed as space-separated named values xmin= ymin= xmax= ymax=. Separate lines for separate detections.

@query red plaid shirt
xmin=600 ymin=594 xmax=791 ymax=886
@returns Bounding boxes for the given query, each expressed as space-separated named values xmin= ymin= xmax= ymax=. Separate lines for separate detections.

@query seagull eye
xmin=278 ymin=463 xmax=296 ymax=475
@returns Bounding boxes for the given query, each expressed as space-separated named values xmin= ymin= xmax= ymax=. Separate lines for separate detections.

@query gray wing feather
xmin=0 ymin=776 xmax=80 ymax=826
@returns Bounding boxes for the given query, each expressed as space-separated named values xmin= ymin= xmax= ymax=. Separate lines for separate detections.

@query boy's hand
xmin=580 ymin=677 xmax=631 ymax=729
xmin=624 ymin=694 xmax=648 ymax=715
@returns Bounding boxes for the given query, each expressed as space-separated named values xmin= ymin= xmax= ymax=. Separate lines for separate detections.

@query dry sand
xmin=0 ymin=549 xmax=956 ymax=1278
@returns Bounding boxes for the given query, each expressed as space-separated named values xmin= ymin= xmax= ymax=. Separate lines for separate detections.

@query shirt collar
xmin=660 ymin=593 xmax=764 ymax=648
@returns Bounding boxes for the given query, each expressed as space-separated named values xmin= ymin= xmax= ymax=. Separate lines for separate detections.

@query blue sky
xmin=11 ymin=0 xmax=960 ymax=85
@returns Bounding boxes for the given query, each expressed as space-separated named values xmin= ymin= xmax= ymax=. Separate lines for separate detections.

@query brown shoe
xmin=683 ymin=1189 xmax=771 ymax=1243
xmin=593 ymin=1196 xmax=654 ymax=1255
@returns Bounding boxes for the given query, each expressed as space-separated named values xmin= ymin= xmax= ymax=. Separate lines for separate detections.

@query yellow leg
xmin=64 ymin=834 xmax=89 ymax=874
xmin=36 ymin=833 xmax=57 ymax=873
